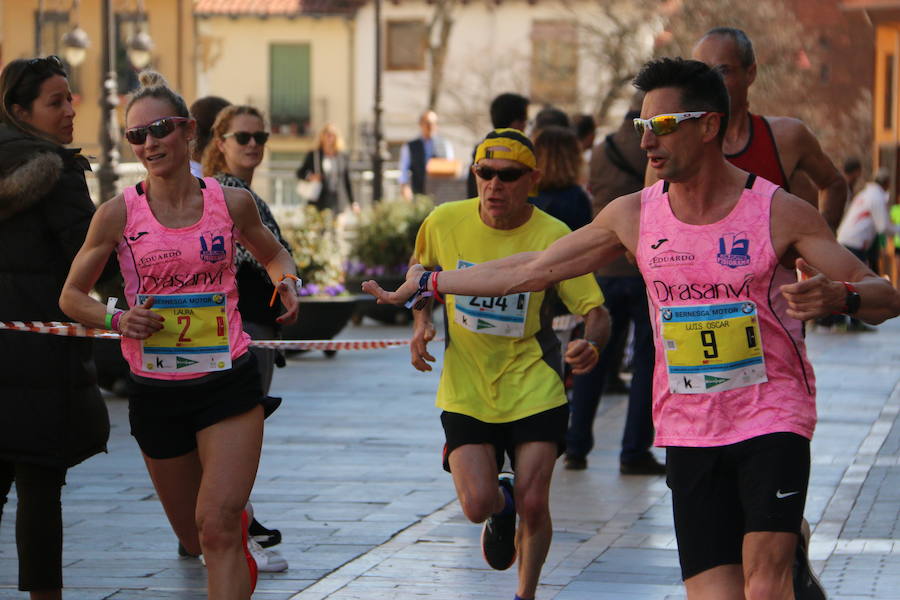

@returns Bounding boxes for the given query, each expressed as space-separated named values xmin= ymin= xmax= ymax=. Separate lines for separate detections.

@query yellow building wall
xmin=1 ymin=0 xmax=195 ymax=158
xmin=196 ymin=15 xmax=354 ymax=155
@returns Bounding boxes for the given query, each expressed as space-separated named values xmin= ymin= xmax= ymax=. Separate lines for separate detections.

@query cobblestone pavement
xmin=1 ymin=314 xmax=898 ymax=599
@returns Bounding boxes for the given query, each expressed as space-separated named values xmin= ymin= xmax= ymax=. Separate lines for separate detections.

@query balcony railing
xmin=85 ymin=160 xmax=405 ymax=218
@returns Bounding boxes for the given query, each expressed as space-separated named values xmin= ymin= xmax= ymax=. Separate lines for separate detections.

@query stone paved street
xmin=1 ymin=314 xmax=899 ymax=599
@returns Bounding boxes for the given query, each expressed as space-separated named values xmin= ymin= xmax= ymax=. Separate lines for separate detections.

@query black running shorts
xmin=666 ymin=432 xmax=811 ymax=580
xmin=127 ymin=352 xmax=264 ymax=459
xmin=440 ymin=404 xmax=568 ymax=473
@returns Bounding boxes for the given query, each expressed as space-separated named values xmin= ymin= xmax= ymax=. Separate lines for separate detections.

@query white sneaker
xmin=247 ymin=536 xmax=288 ymax=572
xmin=196 ymin=539 xmax=287 ymax=573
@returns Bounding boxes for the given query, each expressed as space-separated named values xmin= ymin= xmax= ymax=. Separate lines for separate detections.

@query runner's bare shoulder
xmin=92 ymin=193 xmax=127 ymax=242
xmin=220 ymin=185 xmax=258 ymax=225
xmin=765 ymin=116 xmax=817 ymax=150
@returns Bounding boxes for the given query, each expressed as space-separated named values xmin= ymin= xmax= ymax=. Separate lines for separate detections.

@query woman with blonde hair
xmin=296 ymin=122 xmax=356 ymax=213
xmin=531 ymin=125 xmax=592 ymax=231
xmin=60 ymin=71 xmax=300 ymax=599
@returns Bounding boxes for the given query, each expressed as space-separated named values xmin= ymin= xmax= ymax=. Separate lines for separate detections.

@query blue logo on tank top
xmin=199 ymin=232 xmax=226 ymax=263
xmin=716 ymin=233 xmax=750 ymax=268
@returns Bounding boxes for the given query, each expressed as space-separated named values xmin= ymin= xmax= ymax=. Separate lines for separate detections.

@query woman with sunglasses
xmin=201 ymin=105 xmax=291 ymax=572
xmin=203 ymin=105 xmax=291 ymax=400
xmin=0 ymin=55 xmax=113 ymax=600
xmin=60 ymin=71 xmax=300 ymax=599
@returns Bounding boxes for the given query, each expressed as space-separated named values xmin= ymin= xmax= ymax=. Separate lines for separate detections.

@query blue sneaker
xmin=481 ymin=473 xmax=516 ymax=570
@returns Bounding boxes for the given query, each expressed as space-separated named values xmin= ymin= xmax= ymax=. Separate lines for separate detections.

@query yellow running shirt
xmin=415 ymin=198 xmax=604 ymax=423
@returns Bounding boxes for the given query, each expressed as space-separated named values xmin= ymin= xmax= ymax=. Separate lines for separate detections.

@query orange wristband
xmin=269 ymin=273 xmax=301 ymax=307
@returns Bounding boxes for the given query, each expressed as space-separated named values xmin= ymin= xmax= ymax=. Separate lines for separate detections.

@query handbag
xmin=296 ymin=150 xmax=322 ymax=203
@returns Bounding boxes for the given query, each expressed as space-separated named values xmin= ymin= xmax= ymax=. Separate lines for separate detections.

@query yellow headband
xmin=474 ymin=128 xmax=536 ymax=170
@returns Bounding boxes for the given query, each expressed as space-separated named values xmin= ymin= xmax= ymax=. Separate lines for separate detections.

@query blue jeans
xmin=566 ymin=276 xmax=655 ymax=463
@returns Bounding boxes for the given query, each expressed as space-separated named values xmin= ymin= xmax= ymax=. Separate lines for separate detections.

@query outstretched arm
xmin=362 ymin=196 xmax=636 ymax=306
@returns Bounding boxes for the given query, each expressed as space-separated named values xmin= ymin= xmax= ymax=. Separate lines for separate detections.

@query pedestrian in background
xmin=189 ymin=95 xmax=230 ymax=178
xmin=397 ymin=110 xmax=454 ymax=201
xmin=531 ymin=125 xmax=592 ymax=232
xmin=296 ymin=123 xmax=356 ymax=214
xmin=203 ymin=103 xmax=293 ymax=571
xmin=0 ymin=55 xmax=112 ymax=600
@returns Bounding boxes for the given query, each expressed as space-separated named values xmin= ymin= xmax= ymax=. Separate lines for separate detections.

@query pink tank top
xmin=636 ymin=175 xmax=816 ymax=447
xmin=115 ymin=177 xmax=251 ymax=380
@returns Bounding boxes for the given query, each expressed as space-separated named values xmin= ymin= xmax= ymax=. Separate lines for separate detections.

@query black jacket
xmin=0 ymin=124 xmax=109 ymax=469
xmin=296 ymin=149 xmax=354 ymax=213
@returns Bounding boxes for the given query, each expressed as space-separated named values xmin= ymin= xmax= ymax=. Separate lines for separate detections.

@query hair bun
xmin=137 ymin=70 xmax=168 ymax=89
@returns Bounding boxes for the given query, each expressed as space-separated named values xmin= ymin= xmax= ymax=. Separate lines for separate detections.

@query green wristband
xmin=104 ymin=312 xmax=113 ymax=330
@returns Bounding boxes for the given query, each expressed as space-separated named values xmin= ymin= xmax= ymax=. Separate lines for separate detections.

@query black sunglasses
xmin=5 ymin=56 xmax=67 ymax=104
xmin=474 ymin=165 xmax=531 ymax=182
xmin=28 ymin=55 xmax=65 ymax=71
xmin=125 ymin=117 xmax=191 ymax=145
xmin=223 ymin=131 xmax=269 ymax=146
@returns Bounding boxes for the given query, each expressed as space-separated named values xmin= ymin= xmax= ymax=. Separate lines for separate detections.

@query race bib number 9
xmin=661 ymin=301 xmax=767 ymax=394
xmin=453 ymin=259 xmax=530 ymax=337
xmin=138 ymin=292 xmax=232 ymax=373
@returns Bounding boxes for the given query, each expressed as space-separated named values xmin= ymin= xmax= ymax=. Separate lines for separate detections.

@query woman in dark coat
xmin=296 ymin=123 xmax=356 ymax=214
xmin=0 ymin=56 xmax=110 ymax=599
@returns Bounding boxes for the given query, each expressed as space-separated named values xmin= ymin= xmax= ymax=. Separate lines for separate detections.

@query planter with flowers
xmin=280 ymin=206 xmax=360 ymax=346
xmin=345 ymin=196 xmax=434 ymax=325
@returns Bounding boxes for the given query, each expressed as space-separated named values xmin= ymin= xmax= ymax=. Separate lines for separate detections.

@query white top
xmin=189 ymin=160 xmax=203 ymax=178
xmin=836 ymin=182 xmax=896 ymax=251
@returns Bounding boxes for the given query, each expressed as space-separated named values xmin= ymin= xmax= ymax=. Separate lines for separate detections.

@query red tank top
xmin=726 ymin=114 xmax=790 ymax=191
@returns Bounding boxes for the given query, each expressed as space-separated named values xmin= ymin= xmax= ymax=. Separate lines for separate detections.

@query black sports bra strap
xmin=135 ymin=181 xmax=144 ymax=196
xmin=745 ymin=173 xmax=757 ymax=189
xmin=197 ymin=177 xmax=206 ymax=189
xmin=662 ymin=181 xmax=670 ymax=194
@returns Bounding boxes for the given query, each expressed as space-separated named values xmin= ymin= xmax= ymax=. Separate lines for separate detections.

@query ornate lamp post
xmin=96 ymin=0 xmax=120 ymax=203
xmin=62 ymin=0 xmax=154 ymax=203
xmin=372 ymin=0 xmax=385 ymax=202
xmin=126 ymin=0 xmax=154 ymax=70
xmin=61 ymin=1 xmax=89 ymax=67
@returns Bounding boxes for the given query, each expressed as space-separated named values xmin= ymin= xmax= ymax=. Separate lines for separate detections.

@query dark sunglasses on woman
xmin=124 ymin=117 xmax=192 ymax=145
xmin=222 ymin=131 xmax=269 ymax=146
xmin=6 ymin=55 xmax=67 ymax=101
xmin=473 ymin=165 xmax=531 ymax=182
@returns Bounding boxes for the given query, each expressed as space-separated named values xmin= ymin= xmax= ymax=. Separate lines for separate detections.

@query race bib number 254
xmin=452 ymin=259 xmax=530 ymax=337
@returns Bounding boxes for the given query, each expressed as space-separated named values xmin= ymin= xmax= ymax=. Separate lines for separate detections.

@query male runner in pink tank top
xmin=362 ymin=58 xmax=900 ymax=600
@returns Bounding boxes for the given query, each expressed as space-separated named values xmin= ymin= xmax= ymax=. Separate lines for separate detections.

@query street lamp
xmin=126 ymin=1 xmax=154 ymax=70
xmin=126 ymin=29 xmax=154 ymax=70
xmin=60 ymin=0 xmax=89 ymax=67
xmin=61 ymin=0 xmax=154 ymax=203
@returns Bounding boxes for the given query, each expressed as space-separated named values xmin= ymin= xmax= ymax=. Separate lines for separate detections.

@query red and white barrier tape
xmin=0 ymin=320 xmax=409 ymax=351
xmin=1 ymin=314 xmax=581 ymax=350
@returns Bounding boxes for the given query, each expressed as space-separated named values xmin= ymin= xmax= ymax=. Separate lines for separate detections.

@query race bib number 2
xmin=453 ymin=260 xmax=530 ymax=337
xmin=138 ymin=292 xmax=232 ymax=373
xmin=661 ymin=301 xmax=767 ymax=394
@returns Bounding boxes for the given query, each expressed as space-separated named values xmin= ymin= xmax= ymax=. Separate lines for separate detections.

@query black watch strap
xmin=843 ymin=281 xmax=861 ymax=315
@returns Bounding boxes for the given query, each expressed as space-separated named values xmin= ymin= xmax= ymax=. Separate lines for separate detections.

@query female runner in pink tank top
xmin=59 ymin=71 xmax=299 ymax=599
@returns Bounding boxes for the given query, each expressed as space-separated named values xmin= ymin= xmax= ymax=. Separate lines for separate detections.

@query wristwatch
xmin=842 ymin=282 xmax=861 ymax=315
